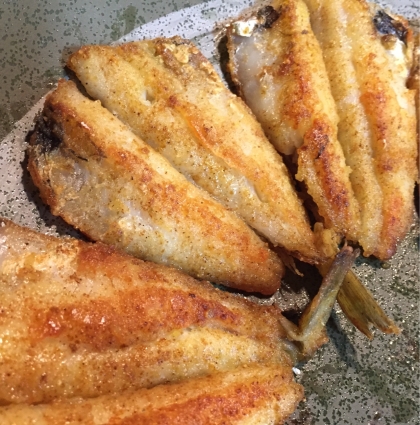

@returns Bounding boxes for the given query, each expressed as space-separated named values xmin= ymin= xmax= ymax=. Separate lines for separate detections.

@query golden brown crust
xmin=67 ymin=39 xmax=325 ymax=264
xmin=303 ymin=0 xmax=418 ymax=259
xmin=297 ymin=118 xmax=358 ymax=235
xmin=0 ymin=218 xmax=292 ymax=405
xmin=0 ymin=365 xmax=304 ymax=424
xmin=347 ymin=1 xmax=417 ymax=259
xmin=359 ymin=70 xmax=416 ymax=258
xmin=29 ymin=240 xmax=286 ymax=350
xmin=226 ymin=0 xmax=361 ymax=242
xmin=27 ymin=80 xmax=284 ymax=294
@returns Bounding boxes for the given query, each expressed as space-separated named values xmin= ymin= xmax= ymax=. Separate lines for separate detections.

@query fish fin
xmin=280 ymin=246 xmax=359 ymax=359
xmin=337 ymin=270 xmax=400 ymax=339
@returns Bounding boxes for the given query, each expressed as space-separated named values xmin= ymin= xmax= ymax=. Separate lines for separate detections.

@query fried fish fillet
xmin=27 ymin=80 xmax=284 ymax=294
xmin=302 ymin=0 xmax=418 ymax=259
xmin=226 ymin=0 xmax=361 ymax=243
xmin=0 ymin=365 xmax=303 ymax=425
xmin=0 ymin=218 xmax=295 ymax=405
xmin=66 ymin=37 xmax=324 ymax=264
xmin=0 ymin=218 xmax=358 ymax=421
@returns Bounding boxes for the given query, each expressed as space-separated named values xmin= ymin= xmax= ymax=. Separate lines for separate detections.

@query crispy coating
xmin=0 ymin=218 xmax=296 ymax=405
xmin=407 ymin=28 xmax=419 ymax=128
xmin=27 ymin=80 xmax=284 ymax=294
xmin=67 ymin=38 xmax=324 ymax=264
xmin=227 ymin=0 xmax=361 ymax=242
xmin=303 ymin=0 xmax=418 ymax=259
xmin=0 ymin=365 xmax=303 ymax=425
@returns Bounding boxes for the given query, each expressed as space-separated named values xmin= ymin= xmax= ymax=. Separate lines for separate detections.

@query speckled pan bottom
xmin=0 ymin=1 xmax=418 ymax=424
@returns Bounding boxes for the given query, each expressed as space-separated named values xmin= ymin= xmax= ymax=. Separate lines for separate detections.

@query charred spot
xmin=69 ymin=149 xmax=88 ymax=162
xmin=315 ymin=143 xmax=326 ymax=160
xmin=30 ymin=112 xmax=64 ymax=154
xmin=373 ymin=10 xmax=408 ymax=44
xmin=257 ymin=5 xmax=281 ymax=29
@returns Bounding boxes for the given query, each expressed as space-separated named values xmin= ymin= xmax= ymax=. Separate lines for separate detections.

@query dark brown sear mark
xmin=31 ymin=112 xmax=64 ymax=153
xmin=373 ymin=10 xmax=408 ymax=44
xmin=257 ymin=6 xmax=281 ymax=29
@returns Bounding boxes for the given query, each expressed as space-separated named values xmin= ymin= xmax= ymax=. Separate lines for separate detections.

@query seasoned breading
xmin=0 ymin=218 xmax=360 ymax=421
xmin=0 ymin=218 xmax=294 ymax=405
xmin=226 ymin=0 xmax=361 ymax=243
xmin=66 ymin=37 xmax=324 ymax=264
xmin=303 ymin=0 xmax=418 ymax=259
xmin=26 ymin=80 xmax=284 ymax=294
xmin=0 ymin=365 xmax=303 ymax=425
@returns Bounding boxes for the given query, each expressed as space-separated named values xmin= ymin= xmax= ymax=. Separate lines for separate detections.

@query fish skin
xmin=0 ymin=218 xmax=295 ymax=405
xmin=302 ymin=0 xmax=418 ymax=259
xmin=226 ymin=0 xmax=362 ymax=243
xmin=0 ymin=365 xmax=303 ymax=425
xmin=66 ymin=38 xmax=324 ymax=264
xmin=27 ymin=80 xmax=284 ymax=294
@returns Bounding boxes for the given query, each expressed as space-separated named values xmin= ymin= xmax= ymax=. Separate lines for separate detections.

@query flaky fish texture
xmin=66 ymin=37 xmax=324 ymax=264
xmin=302 ymin=0 xmax=418 ymax=259
xmin=0 ymin=218 xmax=297 ymax=405
xmin=0 ymin=365 xmax=303 ymax=425
xmin=227 ymin=0 xmax=362 ymax=243
xmin=27 ymin=80 xmax=284 ymax=294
